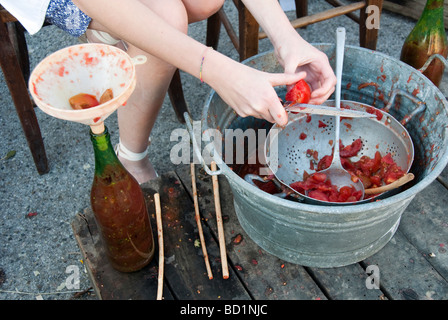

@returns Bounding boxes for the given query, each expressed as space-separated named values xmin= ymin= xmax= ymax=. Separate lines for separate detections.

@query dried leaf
xmin=1 ymin=150 xmax=16 ymax=161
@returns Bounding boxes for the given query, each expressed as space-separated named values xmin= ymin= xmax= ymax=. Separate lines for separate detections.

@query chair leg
xmin=359 ymin=0 xmax=383 ymax=50
xmin=167 ymin=69 xmax=190 ymax=124
xmin=7 ymin=22 xmax=30 ymax=81
xmin=0 ymin=21 xmax=49 ymax=174
xmin=295 ymin=0 xmax=308 ymax=19
xmin=236 ymin=0 xmax=259 ymax=61
xmin=206 ymin=11 xmax=221 ymax=50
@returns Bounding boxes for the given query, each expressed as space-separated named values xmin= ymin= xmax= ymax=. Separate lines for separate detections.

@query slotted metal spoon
xmin=312 ymin=28 xmax=365 ymax=202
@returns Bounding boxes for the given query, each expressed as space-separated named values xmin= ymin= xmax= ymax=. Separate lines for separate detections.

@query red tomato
xmin=311 ymin=172 xmax=327 ymax=183
xmin=285 ymin=79 xmax=311 ymax=104
xmin=308 ymin=190 xmax=329 ymax=202
xmin=317 ymin=155 xmax=332 ymax=171
xmin=340 ymin=138 xmax=363 ymax=157
xmin=69 ymin=93 xmax=99 ymax=110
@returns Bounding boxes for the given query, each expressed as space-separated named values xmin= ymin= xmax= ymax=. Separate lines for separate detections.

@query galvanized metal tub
xmin=189 ymin=44 xmax=448 ymax=268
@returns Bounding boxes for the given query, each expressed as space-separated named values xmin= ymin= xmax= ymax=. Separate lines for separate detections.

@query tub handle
xmin=184 ymin=112 xmax=222 ymax=176
xmin=383 ymin=89 xmax=427 ymax=126
xmin=418 ymin=54 xmax=448 ymax=74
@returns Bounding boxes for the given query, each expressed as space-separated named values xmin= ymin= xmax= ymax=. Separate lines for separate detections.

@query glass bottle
xmin=400 ymin=0 xmax=448 ymax=87
xmin=90 ymin=127 xmax=155 ymax=272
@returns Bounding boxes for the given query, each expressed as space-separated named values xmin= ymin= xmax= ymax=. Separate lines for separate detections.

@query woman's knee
xmin=182 ymin=0 xmax=224 ymax=23
xmin=139 ymin=0 xmax=189 ymax=33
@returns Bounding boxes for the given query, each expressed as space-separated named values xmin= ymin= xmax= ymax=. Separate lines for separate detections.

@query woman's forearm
xmin=72 ymin=0 xmax=234 ymax=82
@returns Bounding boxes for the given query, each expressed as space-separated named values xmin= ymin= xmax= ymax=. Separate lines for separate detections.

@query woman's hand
xmin=274 ymin=31 xmax=337 ymax=105
xmin=205 ymin=53 xmax=306 ymax=126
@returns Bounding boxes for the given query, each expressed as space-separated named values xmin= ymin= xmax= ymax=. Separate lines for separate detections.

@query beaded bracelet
xmin=200 ymin=47 xmax=212 ymax=83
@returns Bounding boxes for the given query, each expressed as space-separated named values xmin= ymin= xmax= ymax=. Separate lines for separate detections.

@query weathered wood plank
xmin=72 ymin=171 xmax=251 ymax=300
xmin=363 ymin=229 xmax=448 ymax=300
xmin=71 ymin=209 xmax=171 ymax=300
xmin=176 ymin=164 xmax=326 ymax=300
xmin=306 ymin=264 xmax=386 ymax=300
xmin=140 ymin=172 xmax=251 ymax=300
xmin=396 ymin=178 xmax=448 ymax=282
xmin=310 ymin=176 xmax=448 ymax=300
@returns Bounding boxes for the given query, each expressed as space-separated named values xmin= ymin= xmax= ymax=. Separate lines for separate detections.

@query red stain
xmin=58 ymin=66 xmax=65 ymax=77
xmin=84 ymin=52 xmax=94 ymax=65
xmin=358 ymin=82 xmax=379 ymax=90
xmin=306 ymin=114 xmax=312 ymax=123
xmin=32 ymin=83 xmax=38 ymax=95
xmin=232 ymin=234 xmax=243 ymax=244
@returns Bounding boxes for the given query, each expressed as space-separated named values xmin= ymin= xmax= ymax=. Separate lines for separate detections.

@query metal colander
xmin=265 ymin=93 xmax=422 ymax=204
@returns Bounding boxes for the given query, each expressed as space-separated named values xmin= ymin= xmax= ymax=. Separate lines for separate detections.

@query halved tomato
xmin=69 ymin=93 xmax=99 ymax=110
xmin=285 ymin=79 xmax=311 ymax=104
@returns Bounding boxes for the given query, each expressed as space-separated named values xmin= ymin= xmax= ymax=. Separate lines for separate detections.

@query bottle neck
xmin=420 ymin=0 xmax=444 ymax=21
xmin=90 ymin=127 xmax=124 ymax=176
xmin=425 ymin=0 xmax=444 ymax=10
xmin=409 ymin=0 xmax=446 ymax=37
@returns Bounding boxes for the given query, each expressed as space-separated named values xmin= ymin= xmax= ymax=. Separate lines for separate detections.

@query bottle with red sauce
xmin=400 ymin=0 xmax=448 ymax=87
xmin=90 ymin=127 xmax=155 ymax=272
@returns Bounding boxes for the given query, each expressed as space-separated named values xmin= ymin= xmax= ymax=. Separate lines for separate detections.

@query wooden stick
xmin=365 ymin=173 xmax=415 ymax=195
xmin=211 ymin=161 xmax=229 ymax=279
xmin=190 ymin=163 xmax=214 ymax=280
xmin=154 ymin=193 xmax=164 ymax=300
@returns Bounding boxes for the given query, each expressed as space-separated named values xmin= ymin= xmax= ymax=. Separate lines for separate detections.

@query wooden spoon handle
xmin=365 ymin=173 xmax=414 ymax=195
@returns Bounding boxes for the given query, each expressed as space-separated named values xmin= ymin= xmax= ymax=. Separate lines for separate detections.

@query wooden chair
xmin=0 ymin=6 xmax=49 ymax=174
xmin=207 ymin=0 xmax=384 ymax=62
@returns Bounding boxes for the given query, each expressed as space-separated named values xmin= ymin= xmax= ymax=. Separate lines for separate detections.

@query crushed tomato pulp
xmin=290 ymin=138 xmax=406 ymax=203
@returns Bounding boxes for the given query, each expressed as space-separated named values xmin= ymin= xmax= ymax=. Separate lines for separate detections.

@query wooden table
xmin=72 ymin=164 xmax=448 ymax=301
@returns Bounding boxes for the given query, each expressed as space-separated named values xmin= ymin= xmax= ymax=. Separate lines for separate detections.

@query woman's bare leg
xmin=87 ymin=0 xmax=224 ymax=184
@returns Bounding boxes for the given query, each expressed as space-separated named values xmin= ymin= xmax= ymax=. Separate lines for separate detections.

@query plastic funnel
xmin=29 ymin=43 xmax=145 ymax=133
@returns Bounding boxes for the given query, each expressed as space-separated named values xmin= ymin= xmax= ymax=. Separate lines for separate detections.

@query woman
xmin=1 ymin=0 xmax=336 ymax=183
